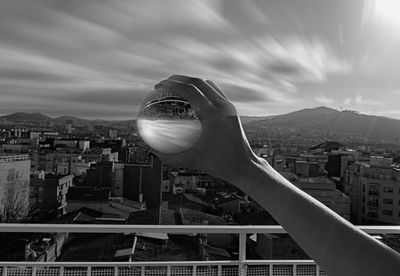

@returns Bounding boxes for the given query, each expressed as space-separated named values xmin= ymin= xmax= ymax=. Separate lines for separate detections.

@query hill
xmin=1 ymin=112 xmax=51 ymax=122
xmin=244 ymin=106 xmax=400 ymax=141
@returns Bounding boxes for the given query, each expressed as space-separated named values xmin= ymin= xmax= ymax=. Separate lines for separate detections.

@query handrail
xmin=0 ymin=224 xmax=399 ymax=234
xmin=0 ymin=260 xmax=317 ymax=266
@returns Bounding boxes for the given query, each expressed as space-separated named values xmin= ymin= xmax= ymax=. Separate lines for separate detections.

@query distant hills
xmin=1 ymin=107 xmax=400 ymax=141
xmin=244 ymin=106 xmax=400 ymax=142
xmin=1 ymin=112 xmax=51 ymax=122
xmin=0 ymin=112 xmax=136 ymax=127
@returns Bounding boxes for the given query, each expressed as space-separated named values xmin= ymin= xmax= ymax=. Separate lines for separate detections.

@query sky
xmin=1 ymin=0 xmax=400 ymax=119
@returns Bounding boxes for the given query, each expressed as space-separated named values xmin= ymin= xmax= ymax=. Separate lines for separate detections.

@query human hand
xmin=148 ymin=75 xmax=258 ymax=179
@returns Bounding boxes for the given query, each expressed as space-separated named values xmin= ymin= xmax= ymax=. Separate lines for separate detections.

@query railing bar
xmin=0 ymin=224 xmax=399 ymax=234
xmin=2 ymin=266 xmax=6 ymax=276
xmin=0 ymin=224 xmax=288 ymax=234
xmin=0 ymin=260 xmax=317 ymax=266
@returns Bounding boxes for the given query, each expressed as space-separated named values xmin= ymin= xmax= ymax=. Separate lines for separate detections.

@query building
xmin=281 ymin=173 xmax=351 ymax=220
xmin=31 ymin=173 xmax=74 ymax=218
xmin=0 ymin=154 xmax=31 ymax=222
xmin=346 ymin=156 xmax=400 ymax=224
xmin=56 ymin=157 xmax=92 ymax=176
xmin=122 ymin=155 xmax=162 ymax=209
xmin=294 ymin=160 xmax=320 ymax=177
xmin=85 ymin=155 xmax=162 ymax=214
xmin=86 ymin=161 xmax=114 ymax=188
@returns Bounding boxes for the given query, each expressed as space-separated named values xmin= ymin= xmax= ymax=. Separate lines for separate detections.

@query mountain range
xmin=1 ymin=107 xmax=400 ymax=141
xmin=243 ymin=106 xmax=400 ymax=142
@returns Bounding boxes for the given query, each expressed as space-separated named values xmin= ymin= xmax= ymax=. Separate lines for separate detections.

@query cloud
xmin=316 ymin=95 xmax=335 ymax=105
xmin=257 ymin=36 xmax=352 ymax=82
xmin=389 ymin=88 xmax=400 ymax=95
xmin=341 ymin=94 xmax=380 ymax=106
xmin=64 ymin=88 xmax=147 ymax=107
xmin=0 ymin=0 xmax=353 ymax=118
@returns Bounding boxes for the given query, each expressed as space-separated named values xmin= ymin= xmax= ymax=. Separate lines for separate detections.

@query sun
xmin=371 ymin=0 xmax=400 ymax=26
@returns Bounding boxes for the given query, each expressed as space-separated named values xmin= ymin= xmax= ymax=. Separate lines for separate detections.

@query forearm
xmin=220 ymin=154 xmax=400 ymax=276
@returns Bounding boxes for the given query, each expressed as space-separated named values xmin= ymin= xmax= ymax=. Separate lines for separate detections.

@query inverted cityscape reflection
xmin=137 ymin=91 xmax=202 ymax=154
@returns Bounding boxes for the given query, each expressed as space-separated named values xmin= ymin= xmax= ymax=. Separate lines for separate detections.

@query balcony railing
xmin=1 ymin=224 xmax=400 ymax=276
xmin=0 ymin=154 xmax=30 ymax=162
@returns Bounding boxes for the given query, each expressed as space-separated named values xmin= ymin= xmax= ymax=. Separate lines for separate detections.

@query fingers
xmin=205 ymin=80 xmax=228 ymax=100
xmin=166 ymin=75 xmax=228 ymax=107
xmin=154 ymin=79 xmax=212 ymax=117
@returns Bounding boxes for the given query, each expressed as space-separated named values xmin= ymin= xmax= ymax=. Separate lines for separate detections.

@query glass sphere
xmin=137 ymin=90 xmax=202 ymax=154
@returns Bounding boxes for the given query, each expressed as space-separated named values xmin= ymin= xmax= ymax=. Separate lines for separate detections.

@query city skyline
xmin=1 ymin=0 xmax=400 ymax=119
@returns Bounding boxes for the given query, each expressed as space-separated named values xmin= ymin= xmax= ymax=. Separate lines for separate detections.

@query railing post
xmin=192 ymin=265 xmax=196 ymax=276
xmin=293 ymin=264 xmax=297 ymax=276
xmin=87 ymin=266 xmax=91 ymax=276
xmin=217 ymin=265 xmax=222 ymax=276
xmin=269 ymin=264 xmax=273 ymax=276
xmin=114 ymin=266 xmax=118 ymax=276
xmin=239 ymin=233 xmax=246 ymax=261
xmin=167 ymin=265 xmax=171 ymax=276
xmin=3 ymin=266 xmax=7 ymax=276
xmin=60 ymin=266 xmax=64 ymax=276
xmin=316 ymin=265 xmax=320 ymax=276
xmin=32 ymin=267 xmax=37 ymax=276
xmin=239 ymin=233 xmax=247 ymax=276
xmin=140 ymin=266 xmax=145 ymax=276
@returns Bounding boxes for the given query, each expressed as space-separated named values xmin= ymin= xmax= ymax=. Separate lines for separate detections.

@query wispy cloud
xmin=316 ymin=95 xmax=335 ymax=105
xmin=0 ymin=0 xmax=390 ymax=118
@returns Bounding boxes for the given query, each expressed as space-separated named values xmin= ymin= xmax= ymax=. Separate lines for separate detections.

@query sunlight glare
xmin=372 ymin=0 xmax=400 ymax=26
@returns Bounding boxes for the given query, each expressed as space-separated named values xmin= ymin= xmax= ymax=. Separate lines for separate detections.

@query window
xmin=383 ymin=198 xmax=393 ymax=204
xmin=367 ymin=210 xmax=378 ymax=218
xmin=367 ymin=198 xmax=379 ymax=207
xmin=383 ymin=186 xmax=393 ymax=193
xmin=383 ymin=210 xmax=393 ymax=216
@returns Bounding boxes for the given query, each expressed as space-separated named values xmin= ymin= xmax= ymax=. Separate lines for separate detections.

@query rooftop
xmin=0 ymin=154 xmax=30 ymax=162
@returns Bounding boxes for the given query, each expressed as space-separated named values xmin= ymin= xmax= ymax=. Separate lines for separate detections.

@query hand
xmin=150 ymin=75 xmax=258 ymax=179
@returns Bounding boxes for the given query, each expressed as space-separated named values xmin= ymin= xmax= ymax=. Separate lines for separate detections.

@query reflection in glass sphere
xmin=137 ymin=90 xmax=202 ymax=154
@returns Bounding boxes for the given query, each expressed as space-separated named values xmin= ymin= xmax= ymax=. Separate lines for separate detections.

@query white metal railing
xmin=0 ymin=261 xmax=327 ymax=276
xmin=1 ymin=224 xmax=399 ymax=276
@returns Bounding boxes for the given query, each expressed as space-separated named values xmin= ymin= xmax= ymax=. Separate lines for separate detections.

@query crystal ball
xmin=137 ymin=90 xmax=202 ymax=154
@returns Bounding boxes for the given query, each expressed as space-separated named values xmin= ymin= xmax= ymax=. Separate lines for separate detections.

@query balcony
xmin=1 ymin=224 xmax=400 ymax=276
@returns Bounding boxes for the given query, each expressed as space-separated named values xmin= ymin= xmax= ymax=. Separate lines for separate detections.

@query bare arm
xmin=150 ymin=75 xmax=400 ymax=276
xmin=225 ymin=151 xmax=400 ymax=276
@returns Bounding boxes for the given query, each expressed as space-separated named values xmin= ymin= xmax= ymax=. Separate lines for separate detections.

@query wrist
xmin=213 ymin=149 xmax=273 ymax=188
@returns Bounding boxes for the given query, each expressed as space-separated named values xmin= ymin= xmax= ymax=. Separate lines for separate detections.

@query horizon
xmin=1 ymin=1 xmax=400 ymax=119
xmin=0 ymin=105 xmax=397 ymax=121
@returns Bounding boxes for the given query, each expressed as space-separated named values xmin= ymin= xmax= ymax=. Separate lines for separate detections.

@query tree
xmin=0 ymin=169 xmax=30 ymax=223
